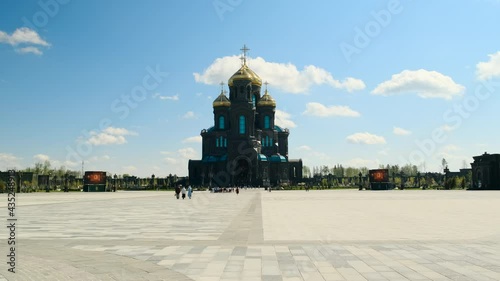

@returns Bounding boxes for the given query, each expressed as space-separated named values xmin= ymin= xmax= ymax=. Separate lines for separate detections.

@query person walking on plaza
xmin=187 ymin=185 xmax=193 ymax=199
xmin=175 ymin=185 xmax=181 ymax=199
xmin=181 ymin=186 xmax=187 ymax=199
xmin=236 ymin=187 xmax=239 ymax=195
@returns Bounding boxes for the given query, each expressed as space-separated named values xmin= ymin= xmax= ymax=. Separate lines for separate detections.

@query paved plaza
xmin=1 ymin=189 xmax=500 ymax=280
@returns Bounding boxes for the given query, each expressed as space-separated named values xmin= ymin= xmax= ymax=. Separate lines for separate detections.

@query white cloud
xmin=162 ymin=147 xmax=200 ymax=175
xmin=296 ymin=145 xmax=312 ymax=151
xmin=476 ymin=51 xmax=500 ymax=80
xmin=122 ymin=165 xmax=137 ymax=174
xmin=346 ymin=132 xmax=386 ymax=145
xmin=182 ymin=111 xmax=196 ymax=119
xmin=378 ymin=148 xmax=390 ymax=156
xmin=15 ymin=46 xmax=42 ymax=55
xmin=178 ymin=147 xmax=197 ymax=159
xmin=393 ymin=127 xmax=412 ymax=136
xmin=372 ymin=69 xmax=465 ymax=100
xmin=303 ymin=102 xmax=360 ymax=117
xmin=347 ymin=158 xmax=380 ymax=168
xmin=31 ymin=154 xmax=77 ymax=168
xmin=182 ymin=136 xmax=202 ymax=143
xmin=438 ymin=145 xmax=467 ymax=167
xmin=294 ymin=145 xmax=333 ymax=165
xmin=164 ymin=157 xmax=177 ymax=165
xmin=193 ymin=55 xmax=365 ymax=94
xmin=33 ymin=154 xmax=50 ymax=162
xmin=0 ymin=153 xmax=22 ymax=170
xmin=0 ymin=27 xmax=50 ymax=46
xmin=442 ymin=144 xmax=461 ymax=152
xmin=87 ymin=127 xmax=137 ymax=146
xmin=0 ymin=27 xmax=50 ymax=55
xmin=275 ymin=109 xmax=296 ymax=128
xmin=103 ymin=127 xmax=137 ymax=136
xmin=62 ymin=160 xmax=79 ymax=168
xmin=88 ymin=134 xmax=126 ymax=146
xmin=441 ymin=124 xmax=456 ymax=132
xmin=88 ymin=155 xmax=111 ymax=162
xmin=152 ymin=93 xmax=179 ymax=101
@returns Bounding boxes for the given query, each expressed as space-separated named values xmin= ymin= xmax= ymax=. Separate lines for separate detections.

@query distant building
xmin=470 ymin=152 xmax=500 ymax=190
xmin=188 ymin=46 xmax=302 ymax=187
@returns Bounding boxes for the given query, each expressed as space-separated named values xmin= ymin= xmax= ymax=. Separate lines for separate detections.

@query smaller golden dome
xmin=257 ymin=89 xmax=276 ymax=107
xmin=213 ymin=91 xmax=231 ymax=107
xmin=228 ymin=64 xmax=262 ymax=87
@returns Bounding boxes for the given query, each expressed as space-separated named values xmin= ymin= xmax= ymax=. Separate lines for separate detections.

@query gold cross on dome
xmin=219 ymin=81 xmax=225 ymax=92
xmin=264 ymin=81 xmax=269 ymax=91
xmin=240 ymin=44 xmax=250 ymax=64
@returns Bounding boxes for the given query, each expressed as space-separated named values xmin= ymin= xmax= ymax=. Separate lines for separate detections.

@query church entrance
xmin=234 ymin=158 xmax=250 ymax=186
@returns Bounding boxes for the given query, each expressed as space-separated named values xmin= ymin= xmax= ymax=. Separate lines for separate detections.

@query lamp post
xmin=47 ymin=172 xmax=51 ymax=192
xmin=17 ymin=171 xmax=22 ymax=193
xmin=400 ymin=171 xmax=405 ymax=190
xmin=113 ymin=174 xmax=117 ymax=192
xmin=358 ymin=172 xmax=363 ymax=190
xmin=151 ymin=174 xmax=156 ymax=191
xmin=64 ymin=173 xmax=69 ymax=192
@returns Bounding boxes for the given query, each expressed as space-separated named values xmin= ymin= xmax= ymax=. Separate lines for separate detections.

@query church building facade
xmin=188 ymin=46 xmax=302 ymax=187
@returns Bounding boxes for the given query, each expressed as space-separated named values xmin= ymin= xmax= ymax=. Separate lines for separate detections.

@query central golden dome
xmin=228 ymin=64 xmax=262 ymax=87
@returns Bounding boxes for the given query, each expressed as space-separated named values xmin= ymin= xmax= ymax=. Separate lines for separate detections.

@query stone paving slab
xmin=0 ymin=190 xmax=499 ymax=280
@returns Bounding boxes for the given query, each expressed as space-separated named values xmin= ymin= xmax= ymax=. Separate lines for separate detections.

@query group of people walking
xmin=174 ymin=185 xmax=192 ymax=199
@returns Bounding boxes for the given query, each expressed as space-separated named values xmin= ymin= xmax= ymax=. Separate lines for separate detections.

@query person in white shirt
xmin=181 ymin=186 xmax=187 ymax=199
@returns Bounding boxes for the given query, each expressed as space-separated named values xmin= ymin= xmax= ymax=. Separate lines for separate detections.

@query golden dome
xmin=228 ymin=64 xmax=262 ymax=87
xmin=257 ymin=89 xmax=276 ymax=107
xmin=213 ymin=91 xmax=231 ymax=107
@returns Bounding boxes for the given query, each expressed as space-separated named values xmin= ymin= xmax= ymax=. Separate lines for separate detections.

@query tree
xmin=442 ymin=158 xmax=448 ymax=171
xmin=321 ymin=166 xmax=329 ymax=177
xmin=42 ymin=160 xmax=52 ymax=175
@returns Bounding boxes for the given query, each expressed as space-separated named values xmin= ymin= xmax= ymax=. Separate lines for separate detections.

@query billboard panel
xmin=84 ymin=171 xmax=107 ymax=185
xmin=369 ymin=169 xmax=389 ymax=183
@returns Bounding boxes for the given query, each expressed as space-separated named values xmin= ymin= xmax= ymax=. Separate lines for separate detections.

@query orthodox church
xmin=188 ymin=46 xmax=303 ymax=187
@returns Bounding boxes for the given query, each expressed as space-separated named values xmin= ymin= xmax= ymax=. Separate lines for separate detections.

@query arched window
xmin=219 ymin=116 xmax=225 ymax=129
xmin=265 ymin=136 xmax=269 ymax=147
xmin=239 ymin=115 xmax=245 ymax=134
xmin=252 ymin=95 xmax=256 ymax=107
xmin=216 ymin=138 xmax=219 ymax=147
xmin=224 ymin=138 xmax=227 ymax=147
xmin=264 ymin=116 xmax=270 ymax=129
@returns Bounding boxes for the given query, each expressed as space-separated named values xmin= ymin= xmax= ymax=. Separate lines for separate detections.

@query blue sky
xmin=1 ymin=0 xmax=500 ymax=177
